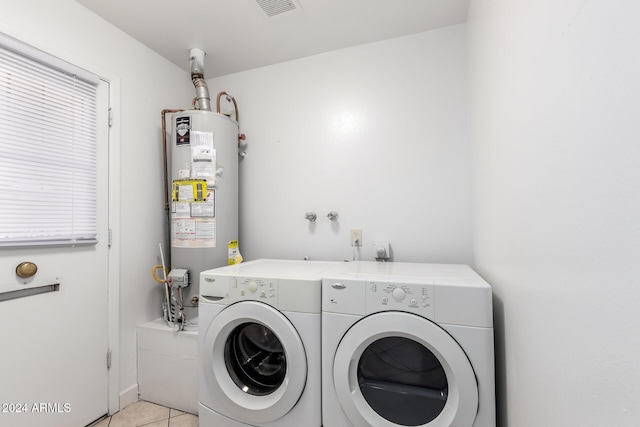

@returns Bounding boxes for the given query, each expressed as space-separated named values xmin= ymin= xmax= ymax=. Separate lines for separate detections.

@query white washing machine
xmin=199 ymin=259 xmax=344 ymax=427
xmin=322 ymin=262 xmax=496 ymax=427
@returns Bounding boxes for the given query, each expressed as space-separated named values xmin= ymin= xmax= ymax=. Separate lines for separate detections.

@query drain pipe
xmin=190 ymin=48 xmax=211 ymax=111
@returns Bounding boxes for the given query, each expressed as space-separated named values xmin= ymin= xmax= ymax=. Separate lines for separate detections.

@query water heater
xmin=169 ymin=109 xmax=238 ymax=308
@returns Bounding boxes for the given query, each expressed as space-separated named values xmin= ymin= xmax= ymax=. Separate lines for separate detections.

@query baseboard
xmin=119 ymin=383 xmax=139 ymax=410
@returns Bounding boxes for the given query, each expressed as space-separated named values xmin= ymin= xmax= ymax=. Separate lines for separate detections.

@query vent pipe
xmin=189 ymin=48 xmax=211 ymax=111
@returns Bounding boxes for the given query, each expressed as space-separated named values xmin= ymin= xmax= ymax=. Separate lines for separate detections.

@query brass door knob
xmin=16 ymin=262 xmax=38 ymax=278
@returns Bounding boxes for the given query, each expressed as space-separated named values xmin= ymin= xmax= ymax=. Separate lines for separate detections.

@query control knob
xmin=248 ymin=281 xmax=258 ymax=293
xmin=392 ymin=287 xmax=405 ymax=302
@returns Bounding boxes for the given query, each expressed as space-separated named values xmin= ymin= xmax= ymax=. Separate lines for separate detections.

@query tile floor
xmin=90 ymin=400 xmax=198 ymax=427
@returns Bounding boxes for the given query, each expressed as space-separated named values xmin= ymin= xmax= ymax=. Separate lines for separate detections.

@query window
xmin=0 ymin=34 xmax=100 ymax=246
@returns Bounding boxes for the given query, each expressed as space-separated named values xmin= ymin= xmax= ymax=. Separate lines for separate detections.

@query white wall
xmin=468 ymin=1 xmax=640 ymax=425
xmin=209 ymin=25 xmax=472 ymax=264
xmin=9 ymin=2 xmax=637 ymax=423
xmin=0 ymin=0 xmax=193 ymax=408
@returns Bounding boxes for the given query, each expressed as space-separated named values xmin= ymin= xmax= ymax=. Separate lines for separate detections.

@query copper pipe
xmin=216 ymin=91 xmax=239 ymax=123
xmin=215 ymin=91 xmax=226 ymax=113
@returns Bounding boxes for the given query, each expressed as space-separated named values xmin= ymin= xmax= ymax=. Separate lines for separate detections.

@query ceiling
xmin=76 ymin=0 xmax=470 ymax=78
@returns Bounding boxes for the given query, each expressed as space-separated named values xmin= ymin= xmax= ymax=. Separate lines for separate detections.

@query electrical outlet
xmin=350 ymin=229 xmax=362 ymax=247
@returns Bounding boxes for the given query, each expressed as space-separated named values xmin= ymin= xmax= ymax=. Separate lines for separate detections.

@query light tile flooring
xmin=91 ymin=400 xmax=198 ymax=427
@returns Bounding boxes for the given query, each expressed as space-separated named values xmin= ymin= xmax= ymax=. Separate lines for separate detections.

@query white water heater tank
xmin=170 ymin=110 xmax=238 ymax=305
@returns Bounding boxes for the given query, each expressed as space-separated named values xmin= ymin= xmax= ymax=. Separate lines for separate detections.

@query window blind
xmin=0 ymin=34 xmax=99 ymax=246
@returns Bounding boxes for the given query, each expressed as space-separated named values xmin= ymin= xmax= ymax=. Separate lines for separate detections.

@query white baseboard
xmin=119 ymin=383 xmax=139 ymax=411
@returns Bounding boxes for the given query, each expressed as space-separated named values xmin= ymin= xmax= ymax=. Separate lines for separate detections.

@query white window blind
xmin=0 ymin=34 xmax=100 ymax=246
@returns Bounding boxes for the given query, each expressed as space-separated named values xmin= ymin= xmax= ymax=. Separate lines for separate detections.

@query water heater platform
xmin=137 ymin=318 xmax=198 ymax=415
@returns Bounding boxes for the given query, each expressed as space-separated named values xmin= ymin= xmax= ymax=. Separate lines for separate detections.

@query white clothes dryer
xmin=322 ymin=262 xmax=496 ymax=427
xmin=198 ymin=259 xmax=343 ymax=427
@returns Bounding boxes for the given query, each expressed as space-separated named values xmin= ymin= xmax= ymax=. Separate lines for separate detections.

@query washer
xmin=199 ymin=259 xmax=343 ymax=427
xmin=322 ymin=262 xmax=496 ymax=427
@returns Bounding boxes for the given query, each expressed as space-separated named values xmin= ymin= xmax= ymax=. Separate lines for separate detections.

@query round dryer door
xmin=202 ymin=301 xmax=307 ymax=424
xmin=333 ymin=312 xmax=478 ymax=427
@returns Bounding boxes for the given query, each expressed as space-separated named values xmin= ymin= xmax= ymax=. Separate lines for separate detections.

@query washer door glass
xmin=202 ymin=301 xmax=308 ymax=425
xmin=333 ymin=312 xmax=479 ymax=427
xmin=225 ymin=322 xmax=286 ymax=396
xmin=358 ymin=336 xmax=447 ymax=425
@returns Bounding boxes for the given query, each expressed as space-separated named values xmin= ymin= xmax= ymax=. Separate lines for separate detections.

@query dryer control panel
xmin=366 ymin=279 xmax=435 ymax=319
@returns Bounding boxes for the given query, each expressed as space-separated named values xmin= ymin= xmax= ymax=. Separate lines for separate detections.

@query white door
xmin=201 ymin=301 xmax=307 ymax=424
xmin=0 ymin=81 xmax=110 ymax=427
xmin=333 ymin=312 xmax=479 ymax=427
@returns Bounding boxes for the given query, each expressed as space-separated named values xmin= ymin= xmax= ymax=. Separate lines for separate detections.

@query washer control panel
xmin=366 ymin=279 xmax=435 ymax=318
xmin=230 ymin=276 xmax=278 ymax=306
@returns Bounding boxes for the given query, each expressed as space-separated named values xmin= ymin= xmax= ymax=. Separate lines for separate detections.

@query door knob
xmin=16 ymin=262 xmax=38 ymax=278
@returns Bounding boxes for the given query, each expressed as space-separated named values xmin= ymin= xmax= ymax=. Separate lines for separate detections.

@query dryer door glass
xmin=225 ymin=322 xmax=286 ymax=396
xmin=358 ymin=337 xmax=448 ymax=426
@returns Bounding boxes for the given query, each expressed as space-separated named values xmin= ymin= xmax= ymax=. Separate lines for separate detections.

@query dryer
xmin=199 ymin=259 xmax=343 ymax=427
xmin=322 ymin=262 xmax=496 ymax=427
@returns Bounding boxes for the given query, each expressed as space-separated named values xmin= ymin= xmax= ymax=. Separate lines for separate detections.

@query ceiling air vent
xmin=254 ymin=0 xmax=302 ymax=18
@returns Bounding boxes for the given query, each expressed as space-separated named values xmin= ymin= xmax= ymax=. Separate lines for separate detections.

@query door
xmin=201 ymin=301 xmax=307 ymax=424
xmin=333 ymin=312 xmax=479 ymax=427
xmin=0 ymin=81 xmax=110 ymax=427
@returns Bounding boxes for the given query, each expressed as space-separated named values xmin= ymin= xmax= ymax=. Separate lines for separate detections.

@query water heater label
xmin=176 ymin=116 xmax=190 ymax=145
xmin=171 ymin=179 xmax=208 ymax=203
xmin=190 ymin=131 xmax=216 ymax=183
xmin=191 ymin=191 xmax=215 ymax=217
xmin=171 ymin=190 xmax=216 ymax=248
xmin=172 ymin=218 xmax=216 ymax=248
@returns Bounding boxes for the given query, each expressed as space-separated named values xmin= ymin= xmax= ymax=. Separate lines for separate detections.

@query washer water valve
xmin=373 ymin=243 xmax=390 ymax=261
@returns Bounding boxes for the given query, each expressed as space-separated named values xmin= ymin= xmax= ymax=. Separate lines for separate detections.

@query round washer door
xmin=333 ymin=312 xmax=478 ymax=427
xmin=203 ymin=301 xmax=307 ymax=424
